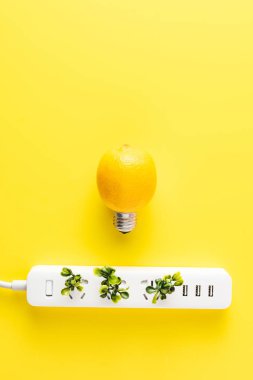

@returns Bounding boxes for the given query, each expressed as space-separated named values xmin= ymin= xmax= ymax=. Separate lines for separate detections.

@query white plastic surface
xmin=26 ymin=266 xmax=232 ymax=309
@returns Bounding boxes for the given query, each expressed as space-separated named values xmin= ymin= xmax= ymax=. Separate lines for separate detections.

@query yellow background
xmin=0 ymin=1 xmax=252 ymax=379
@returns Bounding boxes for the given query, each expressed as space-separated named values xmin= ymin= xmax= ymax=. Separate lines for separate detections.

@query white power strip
xmin=26 ymin=266 xmax=232 ymax=309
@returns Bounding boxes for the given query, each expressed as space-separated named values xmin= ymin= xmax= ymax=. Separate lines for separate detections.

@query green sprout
xmin=60 ymin=267 xmax=84 ymax=297
xmin=146 ymin=272 xmax=184 ymax=304
xmin=94 ymin=266 xmax=129 ymax=303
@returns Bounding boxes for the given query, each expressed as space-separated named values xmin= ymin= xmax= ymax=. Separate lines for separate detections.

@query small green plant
xmin=146 ymin=272 xmax=184 ymax=304
xmin=94 ymin=266 xmax=129 ymax=303
xmin=60 ymin=267 xmax=84 ymax=297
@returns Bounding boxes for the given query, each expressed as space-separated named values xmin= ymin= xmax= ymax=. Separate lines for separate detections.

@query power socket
xmin=26 ymin=266 xmax=232 ymax=309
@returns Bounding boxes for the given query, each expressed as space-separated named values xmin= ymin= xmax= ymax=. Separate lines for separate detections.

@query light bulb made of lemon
xmin=97 ymin=144 xmax=156 ymax=233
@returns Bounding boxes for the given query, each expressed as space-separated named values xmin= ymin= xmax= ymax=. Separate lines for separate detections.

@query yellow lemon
xmin=97 ymin=144 xmax=156 ymax=213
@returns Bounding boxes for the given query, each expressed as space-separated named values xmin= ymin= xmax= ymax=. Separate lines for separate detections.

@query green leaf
xmin=61 ymin=288 xmax=71 ymax=296
xmin=172 ymin=272 xmax=181 ymax=281
xmin=61 ymin=268 xmax=73 ymax=277
xmin=100 ymin=285 xmax=109 ymax=294
xmin=175 ymin=280 xmax=183 ymax=286
xmin=163 ymin=283 xmax=172 ymax=288
xmin=100 ymin=293 xmax=107 ymax=298
xmin=120 ymin=292 xmax=129 ymax=299
xmin=160 ymin=287 xmax=170 ymax=294
xmin=160 ymin=294 xmax=167 ymax=300
xmin=167 ymin=287 xmax=175 ymax=294
xmin=100 ymin=270 xmax=109 ymax=278
xmin=75 ymin=275 xmax=81 ymax=281
xmin=104 ymin=266 xmax=115 ymax=275
xmin=70 ymin=279 xmax=76 ymax=285
xmin=163 ymin=275 xmax=171 ymax=280
xmin=111 ymin=294 xmax=121 ymax=303
xmin=93 ymin=268 xmax=102 ymax=276
xmin=76 ymin=285 xmax=84 ymax=292
xmin=155 ymin=278 xmax=162 ymax=285
xmin=108 ymin=275 xmax=121 ymax=285
xmin=146 ymin=286 xmax=156 ymax=294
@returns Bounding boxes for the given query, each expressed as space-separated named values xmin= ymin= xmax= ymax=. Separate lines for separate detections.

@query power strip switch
xmin=26 ymin=266 xmax=232 ymax=309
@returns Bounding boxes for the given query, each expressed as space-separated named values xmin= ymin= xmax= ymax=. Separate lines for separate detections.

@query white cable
xmin=0 ymin=281 xmax=12 ymax=289
xmin=0 ymin=280 xmax=26 ymax=291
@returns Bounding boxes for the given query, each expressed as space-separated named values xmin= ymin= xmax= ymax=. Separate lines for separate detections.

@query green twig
xmin=146 ymin=272 xmax=184 ymax=304
xmin=60 ymin=267 xmax=84 ymax=297
xmin=94 ymin=266 xmax=129 ymax=303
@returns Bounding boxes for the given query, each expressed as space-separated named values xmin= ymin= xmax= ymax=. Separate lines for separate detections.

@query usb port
xmin=195 ymin=285 xmax=201 ymax=297
xmin=208 ymin=285 xmax=214 ymax=297
xmin=182 ymin=285 xmax=188 ymax=296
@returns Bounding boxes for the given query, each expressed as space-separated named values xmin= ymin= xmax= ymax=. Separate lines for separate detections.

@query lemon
xmin=97 ymin=144 xmax=156 ymax=213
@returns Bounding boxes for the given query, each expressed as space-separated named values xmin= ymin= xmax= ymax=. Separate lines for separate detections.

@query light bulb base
xmin=113 ymin=212 xmax=136 ymax=233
